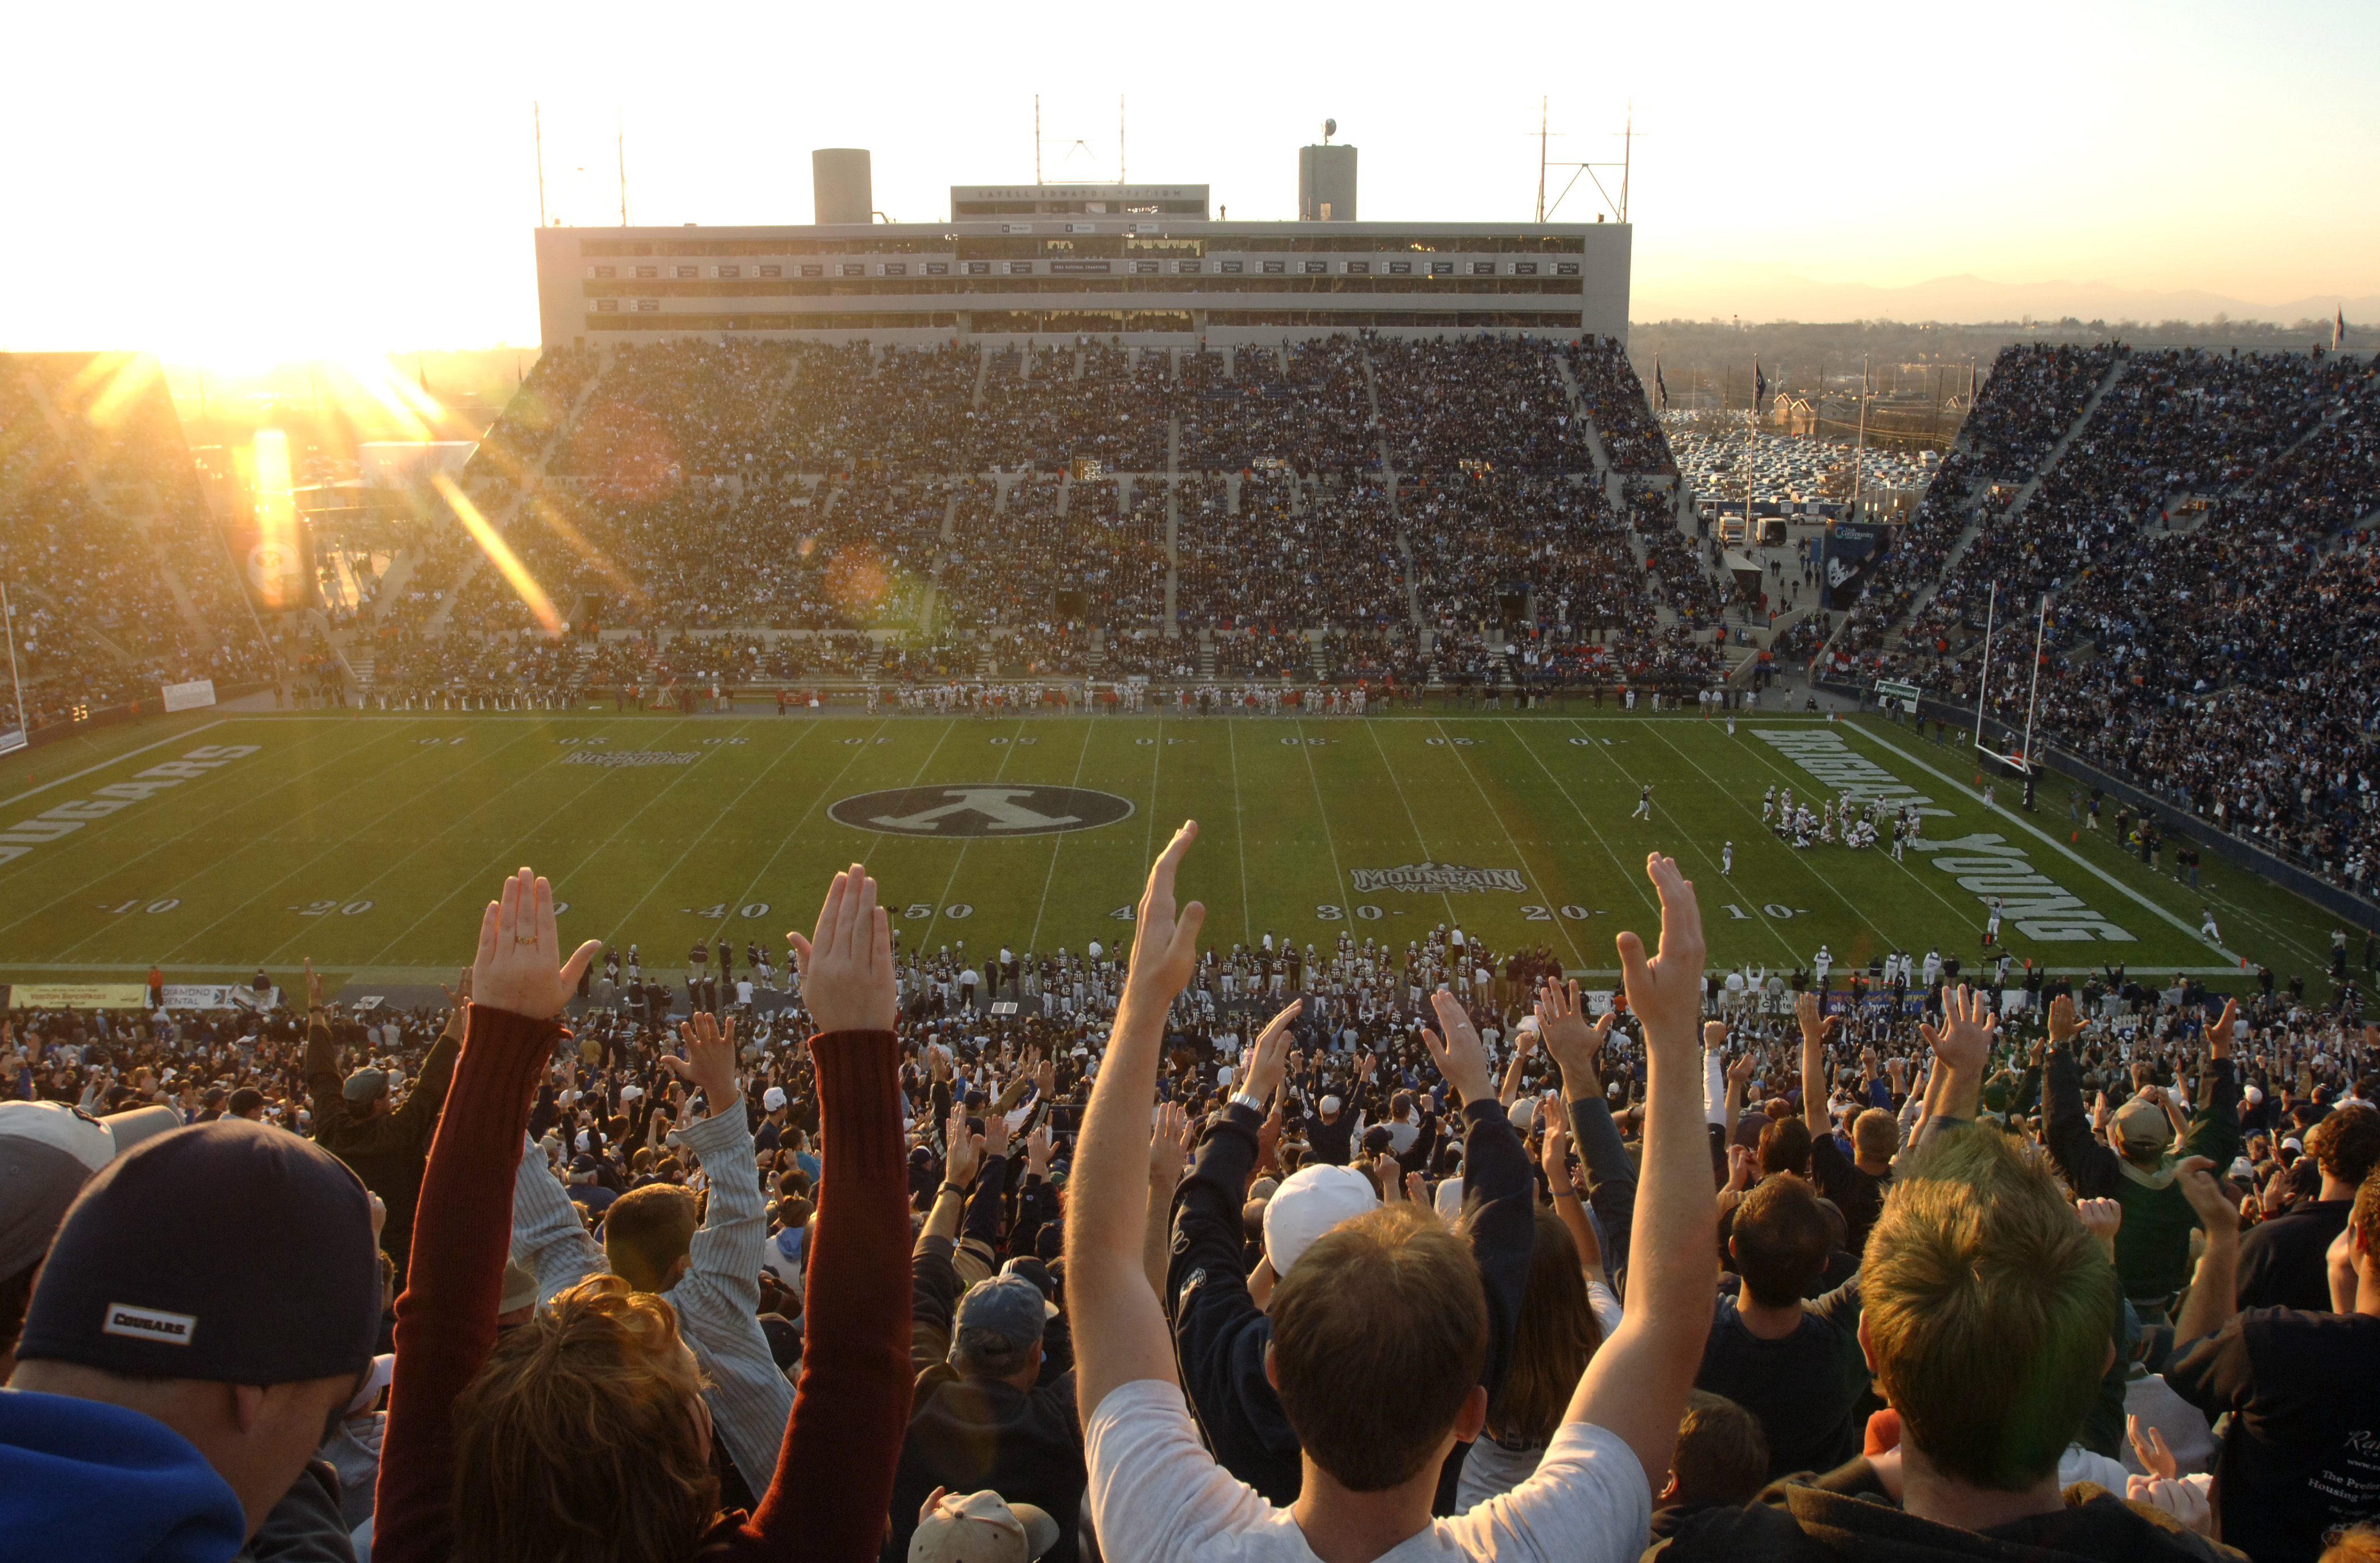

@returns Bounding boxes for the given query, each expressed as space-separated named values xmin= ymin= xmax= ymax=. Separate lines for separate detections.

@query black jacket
xmin=1165 ymin=1094 xmax=1533 ymax=1508
xmin=1647 ymin=1459 xmax=2244 ymax=1563
xmin=892 ymin=1236 xmax=1084 ymax=1563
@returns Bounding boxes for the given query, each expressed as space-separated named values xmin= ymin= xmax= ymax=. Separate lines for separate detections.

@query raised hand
xmin=2127 ymin=1415 xmax=2180 ymax=1482
xmin=1421 ymin=988 xmax=1497 ymax=1106
xmin=1795 ymin=990 xmax=1838 ymax=1049
xmin=788 ymin=863 xmax=896 ymax=1034
xmin=2173 ymin=1155 xmax=2241 ymax=1236
xmin=1149 ymin=1101 xmax=1192 ymax=1183
xmin=2076 ymin=1196 xmax=2122 ymax=1259
xmin=2047 ymin=991 xmax=2084 ymax=1048
xmin=1542 ymin=1118 xmax=1574 ymax=1193
xmin=438 ymin=965 xmax=472 ymax=1011
xmin=1725 ymin=1050 xmax=1756 ymax=1086
xmin=660 ymin=1013 xmax=740 ymax=1116
xmin=1406 ymin=1170 xmax=1430 ymax=1207
xmin=471 ymin=867 xmax=602 ymax=1019
xmin=1920 ymin=985 xmax=1997 ymax=1080
xmin=305 ymin=959 xmax=324 ymax=1009
xmin=1125 ymin=823 xmax=1205 ymax=1002
xmin=1618 ymin=855 xmax=1705 ymax=1052
xmin=2205 ymin=997 xmax=2236 ymax=1060
xmin=1026 ymin=1122 xmax=1054 ymax=1179
xmin=1536 ymin=978 xmax=1613 ymax=1093
xmin=1375 ymin=1152 xmax=1403 ymax=1200
xmin=945 ymin=1102 xmax=981 ymax=1191
xmin=1239 ymin=1001 xmax=1302 ymax=1104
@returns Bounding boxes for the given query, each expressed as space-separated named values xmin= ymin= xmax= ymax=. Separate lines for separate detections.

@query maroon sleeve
xmin=725 ymin=1029 xmax=909 ymax=1563
xmin=371 ymin=1003 xmax=557 ymax=1563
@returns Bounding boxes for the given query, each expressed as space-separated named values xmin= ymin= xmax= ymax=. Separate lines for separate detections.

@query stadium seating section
xmin=0 ymin=354 xmax=272 ymax=731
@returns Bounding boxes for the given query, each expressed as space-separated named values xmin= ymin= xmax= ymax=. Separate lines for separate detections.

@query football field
xmin=0 ymin=705 xmax=2345 ymax=993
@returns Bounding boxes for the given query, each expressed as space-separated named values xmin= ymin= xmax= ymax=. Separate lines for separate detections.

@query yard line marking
xmin=917 ymin=719 xmax=1027 ymax=953
xmin=1500 ymin=720 xmax=1656 ymax=921
xmin=0 ymin=718 xmax=427 ymax=947
xmin=1355 ymin=720 xmax=1456 ymax=927
xmin=1028 ymin=720 xmax=1100 ymax=952
xmin=1434 ymin=718 xmax=1584 ymax=968
xmin=613 ymin=717 xmax=859 ymax=950
xmin=1225 ymin=720 xmax=1251 ymax=942
xmin=716 ymin=719 xmax=943 ymax=953
xmin=1 ymin=719 xmax=228 ymax=804
xmin=1292 ymin=718 xmax=1357 ymax=929
xmin=248 ymin=721 xmax=640 ymax=968
xmin=1848 ymin=723 xmax=2232 ymax=957
xmin=1625 ymin=719 xmax=1897 ymax=958
xmin=360 ymin=718 xmax=709 ymax=965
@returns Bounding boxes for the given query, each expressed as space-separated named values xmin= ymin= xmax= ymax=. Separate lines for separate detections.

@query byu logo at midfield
xmin=829 ymin=786 xmax=1135 ymax=838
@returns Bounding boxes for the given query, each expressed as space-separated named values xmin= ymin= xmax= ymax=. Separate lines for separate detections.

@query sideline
xmin=1843 ymin=721 xmax=2233 ymax=961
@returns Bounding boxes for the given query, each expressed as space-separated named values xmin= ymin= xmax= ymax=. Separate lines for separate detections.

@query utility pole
xmin=617 ymin=114 xmax=627 ymax=226
xmin=1034 ymin=96 xmax=1042 ymax=184
xmin=1852 ymin=352 xmax=1869 ymax=519
xmin=1119 ymin=96 xmax=1126 ymax=184
xmin=534 ymin=102 xmax=547 ymax=228
xmin=1620 ymin=100 xmax=1632 ymax=223
xmin=1536 ymin=97 xmax=1548 ymax=224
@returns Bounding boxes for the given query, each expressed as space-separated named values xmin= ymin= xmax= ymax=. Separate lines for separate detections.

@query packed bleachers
xmin=0 ymin=354 xmax=272 ymax=730
xmin=1824 ymin=340 xmax=2380 ymax=897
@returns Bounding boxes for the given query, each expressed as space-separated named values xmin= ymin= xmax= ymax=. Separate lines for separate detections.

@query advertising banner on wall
xmin=161 ymin=679 xmax=217 ymax=713
xmin=1823 ymin=522 xmax=1893 ymax=610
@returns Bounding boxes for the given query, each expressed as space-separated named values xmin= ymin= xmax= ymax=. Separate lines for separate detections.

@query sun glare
xmin=431 ymin=470 xmax=562 ymax=637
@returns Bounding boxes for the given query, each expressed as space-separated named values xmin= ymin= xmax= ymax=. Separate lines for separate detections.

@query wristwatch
xmin=1228 ymin=1090 xmax=1266 ymax=1115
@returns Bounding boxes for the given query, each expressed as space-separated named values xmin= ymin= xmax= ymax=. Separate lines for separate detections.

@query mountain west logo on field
xmin=1350 ymin=863 xmax=1528 ymax=894
xmin=828 ymin=786 xmax=1135 ymax=838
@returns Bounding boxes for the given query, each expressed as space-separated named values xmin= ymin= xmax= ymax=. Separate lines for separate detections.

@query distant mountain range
xmin=1632 ymin=265 xmax=2376 ymax=328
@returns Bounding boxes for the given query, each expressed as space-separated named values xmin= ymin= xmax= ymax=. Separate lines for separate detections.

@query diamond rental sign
xmin=1348 ymin=863 xmax=1528 ymax=894
xmin=828 ymin=785 xmax=1135 ymax=837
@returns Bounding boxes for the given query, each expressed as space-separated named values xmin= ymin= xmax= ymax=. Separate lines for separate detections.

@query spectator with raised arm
xmin=1072 ymin=832 xmax=1715 ymax=1563
xmin=505 ymin=1009 xmax=791 ymax=1505
xmin=371 ymin=863 xmax=909 ymax=1563
xmin=304 ymin=958 xmax=463 ymax=1282
xmin=2166 ymin=1159 xmax=2380 ymax=1563
xmin=2043 ymin=993 xmax=2242 ymax=1318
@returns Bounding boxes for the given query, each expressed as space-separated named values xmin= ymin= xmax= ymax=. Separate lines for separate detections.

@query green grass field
xmin=0 ymin=706 xmax=2346 ymax=993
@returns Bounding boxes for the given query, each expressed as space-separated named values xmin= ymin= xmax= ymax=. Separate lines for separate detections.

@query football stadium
xmin=5 ymin=29 xmax=2379 ymax=1563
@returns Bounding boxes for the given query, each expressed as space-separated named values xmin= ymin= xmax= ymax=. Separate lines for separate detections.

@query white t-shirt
xmin=1085 ymin=1378 xmax=1649 ymax=1563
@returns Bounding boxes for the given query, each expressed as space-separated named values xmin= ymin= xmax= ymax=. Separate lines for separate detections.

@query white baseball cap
xmin=1319 ymin=1094 xmax=1342 ymax=1115
xmin=907 ymin=1489 xmax=1058 ymax=1563
xmin=763 ymin=1086 xmax=787 ymax=1112
xmin=1262 ymin=1163 xmax=1379 ymax=1276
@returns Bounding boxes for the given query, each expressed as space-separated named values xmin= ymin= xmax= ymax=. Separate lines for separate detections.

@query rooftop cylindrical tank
xmin=812 ymin=149 xmax=873 ymax=225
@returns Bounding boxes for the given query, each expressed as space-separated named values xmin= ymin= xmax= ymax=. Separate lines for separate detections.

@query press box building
xmin=534 ymin=176 xmax=1629 ymax=349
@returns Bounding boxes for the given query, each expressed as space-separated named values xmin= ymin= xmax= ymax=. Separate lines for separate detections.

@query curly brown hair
xmin=451 ymin=1274 xmax=719 ymax=1563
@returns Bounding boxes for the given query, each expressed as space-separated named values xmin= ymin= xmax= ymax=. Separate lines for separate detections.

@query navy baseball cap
xmin=953 ymin=1274 xmax=1048 ymax=1370
xmin=19 ymin=1120 xmax=381 ymax=1384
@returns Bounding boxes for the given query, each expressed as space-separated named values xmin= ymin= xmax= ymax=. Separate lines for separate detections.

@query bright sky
xmin=4 ymin=0 xmax=2373 ymax=366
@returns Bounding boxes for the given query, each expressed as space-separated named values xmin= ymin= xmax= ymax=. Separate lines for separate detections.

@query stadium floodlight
xmin=1970 ymin=582 xmax=2048 ymax=776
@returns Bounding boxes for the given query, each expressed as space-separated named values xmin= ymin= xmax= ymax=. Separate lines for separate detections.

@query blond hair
xmin=451 ymin=1275 xmax=717 ymax=1563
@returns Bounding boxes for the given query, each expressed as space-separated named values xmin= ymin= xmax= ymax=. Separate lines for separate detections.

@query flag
xmin=1654 ymin=356 xmax=1668 ymax=409
xmin=2339 ymin=307 xmax=2348 ymax=351
xmin=1754 ymin=355 xmax=1767 ymax=414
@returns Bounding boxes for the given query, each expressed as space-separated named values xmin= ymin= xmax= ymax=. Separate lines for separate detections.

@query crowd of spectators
xmin=1824 ymin=342 xmax=2380 ymax=901
xmin=0 ymin=354 xmax=273 ymax=731
xmin=1371 ymin=337 xmax=1585 ymax=474
xmin=1572 ymin=338 xmax=1678 ymax=475
xmin=10 ymin=845 xmax=2377 ymax=1563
